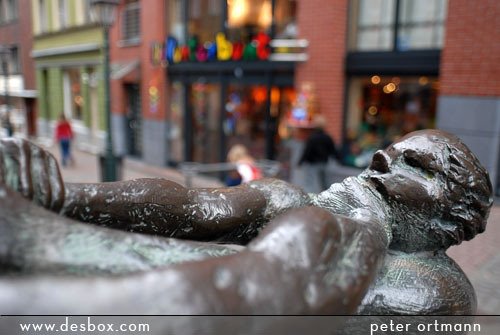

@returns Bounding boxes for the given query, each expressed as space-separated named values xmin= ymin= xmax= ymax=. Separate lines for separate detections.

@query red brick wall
xmin=440 ymin=0 xmax=500 ymax=96
xmin=295 ymin=0 xmax=348 ymax=142
xmin=0 ymin=0 xmax=35 ymax=89
xmin=110 ymin=0 xmax=167 ymax=119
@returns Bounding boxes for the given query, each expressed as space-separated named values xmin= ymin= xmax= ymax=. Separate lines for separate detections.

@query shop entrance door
xmin=125 ymin=84 xmax=142 ymax=157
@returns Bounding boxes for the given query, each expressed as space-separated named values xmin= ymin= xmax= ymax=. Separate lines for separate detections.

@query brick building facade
xmin=0 ymin=0 xmax=37 ymax=137
xmin=438 ymin=0 xmax=500 ymax=193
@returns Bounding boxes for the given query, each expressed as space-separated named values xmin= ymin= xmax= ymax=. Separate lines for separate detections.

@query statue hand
xmin=0 ymin=138 xmax=64 ymax=212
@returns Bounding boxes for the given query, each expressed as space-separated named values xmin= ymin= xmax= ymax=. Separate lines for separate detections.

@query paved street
xmin=31 ymin=144 xmax=500 ymax=315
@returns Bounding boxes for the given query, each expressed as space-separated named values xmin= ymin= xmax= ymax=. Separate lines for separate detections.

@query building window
xmin=344 ymin=76 xmax=438 ymax=167
xmin=63 ymin=69 xmax=84 ymax=121
xmin=122 ymin=0 xmax=140 ymax=42
xmin=169 ymin=0 xmax=185 ymax=43
xmin=82 ymin=0 xmax=92 ymax=24
xmin=38 ymin=0 xmax=48 ymax=33
xmin=188 ymin=0 xmax=222 ymax=44
xmin=58 ymin=0 xmax=68 ymax=28
xmin=397 ymin=0 xmax=447 ymax=50
xmin=168 ymin=1 xmax=297 ymax=45
xmin=0 ymin=0 xmax=18 ymax=23
xmin=0 ymin=46 xmax=20 ymax=74
xmin=274 ymin=0 xmax=297 ymax=39
xmin=7 ymin=46 xmax=20 ymax=74
xmin=227 ymin=0 xmax=271 ymax=42
xmin=349 ymin=0 xmax=447 ymax=51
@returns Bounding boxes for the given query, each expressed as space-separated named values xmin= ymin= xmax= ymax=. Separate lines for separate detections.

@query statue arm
xmin=60 ymin=177 xmax=311 ymax=244
xmin=0 ymin=204 xmax=387 ymax=315
xmin=0 ymin=139 xmax=310 ymax=244
xmin=0 ymin=184 xmax=240 ymax=275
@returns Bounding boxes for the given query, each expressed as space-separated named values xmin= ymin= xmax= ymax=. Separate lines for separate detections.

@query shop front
xmin=344 ymin=0 xmax=446 ymax=167
xmin=167 ymin=62 xmax=296 ymax=165
xmin=344 ymin=73 xmax=439 ymax=167
xmin=163 ymin=0 xmax=300 ymax=166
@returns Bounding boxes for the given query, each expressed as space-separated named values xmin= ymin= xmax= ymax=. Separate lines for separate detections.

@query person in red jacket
xmin=54 ymin=113 xmax=74 ymax=167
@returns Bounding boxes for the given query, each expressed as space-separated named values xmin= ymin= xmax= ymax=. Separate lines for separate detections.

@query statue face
xmin=365 ymin=134 xmax=447 ymax=217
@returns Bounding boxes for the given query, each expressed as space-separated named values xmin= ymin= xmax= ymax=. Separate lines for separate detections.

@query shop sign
xmin=151 ymin=32 xmax=271 ymax=66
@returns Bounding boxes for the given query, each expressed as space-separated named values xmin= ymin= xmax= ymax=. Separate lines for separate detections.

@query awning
xmin=111 ymin=60 xmax=140 ymax=80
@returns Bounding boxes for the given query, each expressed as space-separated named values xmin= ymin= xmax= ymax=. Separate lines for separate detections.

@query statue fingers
xmin=26 ymin=141 xmax=64 ymax=212
xmin=0 ymin=138 xmax=64 ymax=212
xmin=45 ymin=149 xmax=64 ymax=212
xmin=0 ymin=138 xmax=33 ymax=199
xmin=28 ymin=142 xmax=53 ymax=209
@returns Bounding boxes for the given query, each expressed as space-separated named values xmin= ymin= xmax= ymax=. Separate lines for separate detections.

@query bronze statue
xmin=0 ymin=130 xmax=493 ymax=318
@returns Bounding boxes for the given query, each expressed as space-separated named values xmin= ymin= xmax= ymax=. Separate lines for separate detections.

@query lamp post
xmin=0 ymin=45 xmax=12 ymax=137
xmin=89 ymin=0 xmax=120 ymax=181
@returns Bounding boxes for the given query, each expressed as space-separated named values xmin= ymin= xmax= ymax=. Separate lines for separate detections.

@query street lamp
xmin=0 ymin=45 xmax=12 ymax=137
xmin=89 ymin=0 xmax=120 ymax=181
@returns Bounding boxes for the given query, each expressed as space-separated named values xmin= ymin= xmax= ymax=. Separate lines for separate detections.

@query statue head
xmin=362 ymin=129 xmax=492 ymax=252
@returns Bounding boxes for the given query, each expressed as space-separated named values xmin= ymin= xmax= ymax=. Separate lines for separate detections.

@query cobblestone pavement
xmin=37 ymin=144 xmax=500 ymax=316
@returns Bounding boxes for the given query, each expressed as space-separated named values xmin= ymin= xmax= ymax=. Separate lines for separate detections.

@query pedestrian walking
xmin=297 ymin=115 xmax=340 ymax=193
xmin=55 ymin=114 xmax=74 ymax=167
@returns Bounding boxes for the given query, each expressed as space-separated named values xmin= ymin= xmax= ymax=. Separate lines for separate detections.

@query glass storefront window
xmin=225 ymin=85 xmax=268 ymax=159
xmin=190 ymin=82 xmax=221 ymax=163
xmin=345 ymin=76 xmax=438 ymax=167
xmin=169 ymin=82 xmax=295 ymax=165
xmin=168 ymin=82 xmax=185 ymax=163
xmin=348 ymin=0 xmax=448 ymax=51
xmin=224 ymin=84 xmax=295 ymax=162
xmin=188 ymin=0 xmax=222 ymax=43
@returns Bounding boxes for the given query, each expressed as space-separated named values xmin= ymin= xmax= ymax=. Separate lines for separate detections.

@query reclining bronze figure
xmin=0 ymin=130 xmax=493 ymax=319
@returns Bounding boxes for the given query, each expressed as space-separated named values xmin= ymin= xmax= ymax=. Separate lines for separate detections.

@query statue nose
xmin=370 ymin=150 xmax=391 ymax=173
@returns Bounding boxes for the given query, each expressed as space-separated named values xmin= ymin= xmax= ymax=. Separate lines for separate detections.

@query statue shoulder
xmin=358 ymin=250 xmax=476 ymax=315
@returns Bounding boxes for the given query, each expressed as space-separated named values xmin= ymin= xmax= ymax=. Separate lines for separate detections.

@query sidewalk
xmin=36 ymin=144 xmax=500 ymax=315
xmin=43 ymin=143 xmax=223 ymax=187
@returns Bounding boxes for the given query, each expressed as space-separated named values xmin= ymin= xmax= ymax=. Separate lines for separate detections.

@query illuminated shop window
xmin=190 ymin=82 xmax=222 ymax=163
xmin=188 ymin=0 xmax=222 ymax=44
xmin=166 ymin=0 xmax=297 ymax=51
xmin=168 ymin=82 xmax=185 ymax=163
xmin=227 ymin=0 xmax=271 ymax=41
xmin=348 ymin=0 xmax=447 ymax=51
xmin=345 ymin=76 xmax=438 ymax=167
xmin=225 ymin=85 xmax=295 ymax=161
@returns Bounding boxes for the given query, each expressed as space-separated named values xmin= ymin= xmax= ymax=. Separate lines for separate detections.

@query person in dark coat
xmin=298 ymin=115 xmax=340 ymax=193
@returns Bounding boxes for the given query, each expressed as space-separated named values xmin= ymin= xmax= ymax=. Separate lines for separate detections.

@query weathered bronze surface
xmin=0 ymin=130 xmax=493 ymax=319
